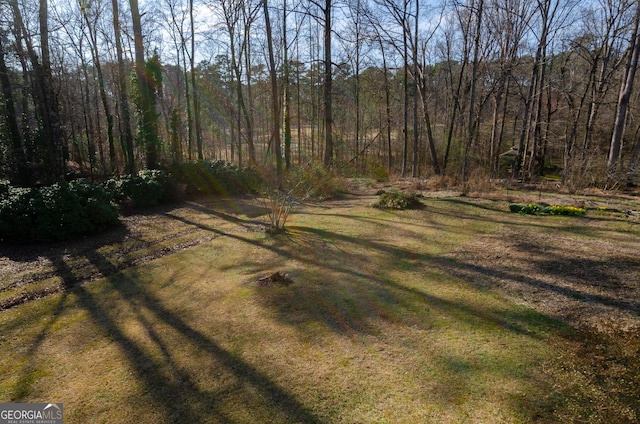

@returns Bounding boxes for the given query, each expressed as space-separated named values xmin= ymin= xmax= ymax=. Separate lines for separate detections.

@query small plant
xmin=549 ymin=205 xmax=587 ymax=216
xmin=263 ymin=189 xmax=295 ymax=234
xmin=373 ymin=190 xmax=423 ymax=210
xmin=509 ymin=203 xmax=541 ymax=214
xmin=509 ymin=203 xmax=586 ymax=216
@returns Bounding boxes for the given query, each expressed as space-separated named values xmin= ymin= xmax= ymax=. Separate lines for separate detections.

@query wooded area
xmin=1 ymin=0 xmax=640 ymax=188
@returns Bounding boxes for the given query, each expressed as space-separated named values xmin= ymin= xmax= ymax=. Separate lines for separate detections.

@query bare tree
xmin=607 ymin=1 xmax=640 ymax=174
xmin=263 ymin=0 xmax=282 ymax=185
xmin=315 ymin=0 xmax=333 ymax=168
xmin=130 ymin=0 xmax=160 ymax=169
xmin=111 ymin=0 xmax=136 ymax=173
xmin=190 ymin=0 xmax=203 ymax=159
xmin=80 ymin=0 xmax=116 ymax=173
xmin=0 ymin=33 xmax=28 ymax=184
xmin=219 ymin=0 xmax=260 ymax=166
xmin=461 ymin=0 xmax=484 ymax=182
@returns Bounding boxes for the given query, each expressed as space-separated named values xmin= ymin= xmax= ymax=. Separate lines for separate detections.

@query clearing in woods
xmin=0 ymin=181 xmax=638 ymax=423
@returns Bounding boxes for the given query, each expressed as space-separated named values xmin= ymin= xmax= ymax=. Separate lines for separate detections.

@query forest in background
xmin=2 ymin=0 xmax=640 ymax=189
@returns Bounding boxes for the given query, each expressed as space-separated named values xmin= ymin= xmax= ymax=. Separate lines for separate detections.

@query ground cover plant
xmin=0 ymin=182 xmax=638 ymax=423
xmin=509 ymin=202 xmax=587 ymax=216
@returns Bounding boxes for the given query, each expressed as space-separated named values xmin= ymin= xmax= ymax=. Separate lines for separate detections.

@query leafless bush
xmin=262 ymin=189 xmax=295 ymax=234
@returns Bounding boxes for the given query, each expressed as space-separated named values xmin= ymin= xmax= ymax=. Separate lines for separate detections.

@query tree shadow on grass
xmin=437 ymin=255 xmax=640 ymax=316
xmin=247 ymin=225 xmax=575 ymax=421
xmin=10 ymin=286 xmax=70 ymax=400
xmin=13 ymin=246 xmax=323 ymax=423
xmin=84 ymin=251 xmax=321 ymax=423
xmin=255 ymin=225 xmax=567 ymax=341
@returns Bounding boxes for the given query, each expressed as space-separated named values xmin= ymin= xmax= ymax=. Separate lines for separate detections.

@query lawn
xmin=1 ymin=187 xmax=638 ymax=423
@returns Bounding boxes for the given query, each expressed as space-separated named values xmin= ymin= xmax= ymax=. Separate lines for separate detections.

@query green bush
xmin=169 ymin=160 xmax=261 ymax=196
xmin=105 ymin=169 xmax=181 ymax=211
xmin=373 ymin=190 xmax=423 ymax=210
xmin=140 ymin=169 xmax=183 ymax=202
xmin=371 ymin=166 xmax=389 ymax=182
xmin=0 ymin=180 xmax=119 ymax=243
xmin=69 ymin=179 xmax=121 ymax=230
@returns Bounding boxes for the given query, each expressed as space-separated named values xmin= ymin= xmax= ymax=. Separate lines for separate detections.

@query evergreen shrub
xmin=0 ymin=179 xmax=119 ymax=243
xmin=373 ymin=190 xmax=423 ymax=210
xmin=105 ymin=169 xmax=180 ymax=210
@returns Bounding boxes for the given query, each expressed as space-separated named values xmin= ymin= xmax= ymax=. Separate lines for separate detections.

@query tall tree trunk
xmin=379 ymin=41 xmax=393 ymax=173
xmin=81 ymin=4 xmax=116 ymax=174
xmin=401 ymin=2 xmax=408 ymax=177
xmin=263 ymin=0 xmax=282 ymax=186
xmin=39 ymin=0 xmax=65 ymax=182
xmin=354 ymin=0 xmax=362 ymax=171
xmin=412 ymin=0 xmax=419 ymax=177
xmin=222 ymin=1 xmax=255 ymax=166
xmin=513 ymin=6 xmax=547 ymax=180
xmin=0 ymin=36 xmax=28 ymax=185
xmin=323 ymin=0 xmax=333 ymax=168
xmin=190 ymin=0 xmax=203 ymax=160
xmin=243 ymin=4 xmax=256 ymax=165
xmin=608 ymin=2 xmax=640 ymax=173
xmin=80 ymin=54 xmax=97 ymax=178
xmin=443 ymin=8 xmax=470 ymax=175
xmin=111 ymin=0 xmax=135 ymax=173
xmin=130 ymin=0 xmax=159 ymax=169
xmin=11 ymin=24 xmax=35 ymax=169
xmin=462 ymin=0 xmax=483 ymax=182
xmin=283 ymin=0 xmax=292 ymax=170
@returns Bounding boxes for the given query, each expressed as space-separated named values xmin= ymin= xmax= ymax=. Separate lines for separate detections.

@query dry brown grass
xmin=0 ymin=187 xmax=638 ymax=423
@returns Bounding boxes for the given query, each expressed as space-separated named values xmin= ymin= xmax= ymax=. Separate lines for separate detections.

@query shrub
xmin=140 ymin=169 xmax=183 ymax=202
xmin=371 ymin=166 xmax=389 ymax=182
xmin=288 ymin=164 xmax=345 ymax=201
xmin=373 ymin=190 xmax=423 ymax=210
xmin=68 ymin=179 xmax=120 ymax=231
xmin=0 ymin=180 xmax=119 ymax=243
xmin=105 ymin=169 xmax=181 ymax=211
xmin=262 ymin=189 xmax=295 ymax=234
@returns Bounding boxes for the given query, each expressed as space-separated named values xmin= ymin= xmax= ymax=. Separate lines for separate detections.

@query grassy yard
xmin=0 ymin=189 xmax=638 ymax=423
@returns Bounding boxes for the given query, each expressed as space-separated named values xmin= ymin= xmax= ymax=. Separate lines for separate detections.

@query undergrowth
xmin=373 ymin=190 xmax=423 ymax=210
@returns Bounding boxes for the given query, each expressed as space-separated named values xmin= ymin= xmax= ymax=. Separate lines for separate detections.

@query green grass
xmin=0 ymin=194 xmax=637 ymax=423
